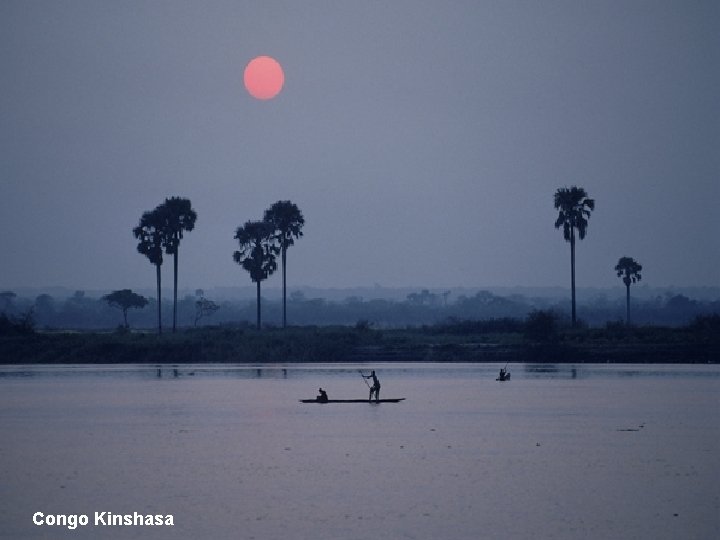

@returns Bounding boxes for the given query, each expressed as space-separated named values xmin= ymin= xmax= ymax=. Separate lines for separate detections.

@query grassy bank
xmin=1 ymin=319 xmax=718 ymax=364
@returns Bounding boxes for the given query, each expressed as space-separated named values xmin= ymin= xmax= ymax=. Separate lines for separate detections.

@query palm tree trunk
xmin=570 ymin=231 xmax=576 ymax=327
xmin=156 ymin=263 xmax=162 ymax=335
xmin=282 ymin=244 xmax=287 ymax=328
xmin=256 ymin=280 xmax=261 ymax=330
xmin=172 ymin=249 xmax=178 ymax=333
xmin=626 ymin=283 xmax=631 ymax=326
xmin=123 ymin=308 xmax=128 ymax=328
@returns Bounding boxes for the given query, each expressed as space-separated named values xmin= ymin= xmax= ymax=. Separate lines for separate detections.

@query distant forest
xmin=1 ymin=286 xmax=717 ymax=331
xmin=3 ymin=187 xmax=717 ymax=333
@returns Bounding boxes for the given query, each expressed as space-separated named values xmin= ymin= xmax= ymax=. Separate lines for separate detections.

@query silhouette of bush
xmin=688 ymin=314 xmax=720 ymax=332
xmin=688 ymin=314 xmax=720 ymax=345
xmin=430 ymin=318 xmax=524 ymax=335
xmin=0 ymin=310 xmax=35 ymax=336
xmin=355 ymin=319 xmax=374 ymax=331
xmin=524 ymin=310 xmax=558 ymax=343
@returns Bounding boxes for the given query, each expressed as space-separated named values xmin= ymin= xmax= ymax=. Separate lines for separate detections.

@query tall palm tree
xmin=159 ymin=197 xmax=197 ymax=333
xmin=554 ymin=186 xmax=595 ymax=327
xmin=615 ymin=256 xmax=642 ymax=325
xmin=133 ymin=208 xmax=166 ymax=334
xmin=233 ymin=220 xmax=278 ymax=329
xmin=264 ymin=201 xmax=304 ymax=328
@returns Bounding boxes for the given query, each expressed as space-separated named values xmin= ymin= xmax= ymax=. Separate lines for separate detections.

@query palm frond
xmin=233 ymin=220 xmax=279 ymax=283
xmin=554 ymin=186 xmax=593 ymax=242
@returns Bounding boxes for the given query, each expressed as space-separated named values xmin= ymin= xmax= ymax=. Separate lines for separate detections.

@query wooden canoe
xmin=300 ymin=398 xmax=405 ymax=404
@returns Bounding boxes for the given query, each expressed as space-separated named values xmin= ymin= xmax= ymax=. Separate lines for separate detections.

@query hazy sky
xmin=1 ymin=0 xmax=718 ymax=292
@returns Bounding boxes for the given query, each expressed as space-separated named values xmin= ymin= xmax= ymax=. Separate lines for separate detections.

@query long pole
xmin=570 ymin=230 xmax=576 ymax=327
xmin=358 ymin=370 xmax=371 ymax=388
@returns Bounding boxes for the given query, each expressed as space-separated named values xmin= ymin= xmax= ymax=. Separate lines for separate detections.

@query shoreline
xmin=2 ymin=324 xmax=717 ymax=364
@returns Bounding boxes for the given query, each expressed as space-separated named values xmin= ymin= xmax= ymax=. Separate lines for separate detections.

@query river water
xmin=1 ymin=363 xmax=718 ymax=540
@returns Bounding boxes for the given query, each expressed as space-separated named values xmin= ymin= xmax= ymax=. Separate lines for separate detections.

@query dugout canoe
xmin=300 ymin=398 xmax=405 ymax=404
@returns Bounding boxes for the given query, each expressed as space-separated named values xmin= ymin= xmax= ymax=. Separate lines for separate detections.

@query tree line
xmin=127 ymin=186 xmax=638 ymax=333
xmin=1 ymin=287 xmax=715 ymax=332
xmin=0 ymin=187 xmax=702 ymax=333
xmin=132 ymin=197 xmax=303 ymax=334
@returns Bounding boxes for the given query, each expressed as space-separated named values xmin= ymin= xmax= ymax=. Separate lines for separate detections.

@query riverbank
xmin=1 ymin=321 xmax=717 ymax=364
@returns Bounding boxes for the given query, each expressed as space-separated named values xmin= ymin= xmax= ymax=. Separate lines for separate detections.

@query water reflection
xmin=523 ymin=364 xmax=579 ymax=379
xmin=2 ymin=362 xmax=717 ymax=540
xmin=524 ymin=364 xmax=561 ymax=374
xmin=0 ymin=363 xmax=717 ymax=381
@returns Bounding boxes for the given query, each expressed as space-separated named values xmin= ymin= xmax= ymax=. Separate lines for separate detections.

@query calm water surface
xmin=1 ymin=363 xmax=718 ymax=540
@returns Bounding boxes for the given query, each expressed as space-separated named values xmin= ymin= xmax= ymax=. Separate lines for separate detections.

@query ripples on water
xmin=1 ymin=363 xmax=718 ymax=540
xmin=1 ymin=362 xmax=718 ymax=380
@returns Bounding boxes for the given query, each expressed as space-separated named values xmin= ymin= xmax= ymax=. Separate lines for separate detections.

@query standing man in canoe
xmin=363 ymin=370 xmax=381 ymax=402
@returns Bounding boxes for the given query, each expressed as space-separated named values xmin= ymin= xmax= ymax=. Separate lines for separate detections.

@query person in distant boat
xmin=317 ymin=388 xmax=329 ymax=402
xmin=499 ymin=368 xmax=506 ymax=379
xmin=364 ymin=370 xmax=381 ymax=402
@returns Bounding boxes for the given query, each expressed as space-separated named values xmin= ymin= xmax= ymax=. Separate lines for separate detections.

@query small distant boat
xmin=300 ymin=398 xmax=406 ymax=404
xmin=496 ymin=371 xmax=511 ymax=382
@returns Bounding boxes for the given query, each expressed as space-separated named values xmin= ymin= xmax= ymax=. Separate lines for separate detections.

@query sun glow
xmin=244 ymin=56 xmax=284 ymax=100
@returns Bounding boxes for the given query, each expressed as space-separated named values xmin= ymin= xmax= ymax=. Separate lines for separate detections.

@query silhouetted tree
xmin=407 ymin=289 xmax=438 ymax=306
xmin=406 ymin=292 xmax=421 ymax=305
xmin=615 ymin=256 xmax=642 ymax=325
xmin=31 ymin=294 xmax=55 ymax=327
xmin=0 ymin=310 xmax=34 ymax=335
xmin=441 ymin=290 xmax=451 ymax=306
xmin=194 ymin=289 xmax=220 ymax=326
xmin=554 ymin=186 xmax=595 ymax=327
xmin=64 ymin=291 xmax=88 ymax=311
xmin=264 ymin=201 xmax=304 ymax=328
xmin=71 ymin=290 xmax=85 ymax=301
xmin=664 ymin=293 xmax=699 ymax=322
xmin=158 ymin=197 xmax=197 ymax=333
xmin=233 ymin=220 xmax=278 ymax=329
xmin=0 ymin=291 xmax=16 ymax=313
xmin=103 ymin=289 xmax=148 ymax=328
xmin=195 ymin=297 xmax=220 ymax=326
xmin=61 ymin=290 xmax=94 ymax=326
xmin=134 ymin=208 xmax=167 ymax=334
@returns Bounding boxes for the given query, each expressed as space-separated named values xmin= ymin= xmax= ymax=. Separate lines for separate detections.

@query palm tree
xmin=264 ymin=201 xmax=304 ymax=328
xmin=159 ymin=197 xmax=197 ymax=333
xmin=133 ymin=208 xmax=166 ymax=334
xmin=554 ymin=186 xmax=595 ymax=327
xmin=233 ymin=220 xmax=278 ymax=329
xmin=615 ymin=256 xmax=642 ymax=325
